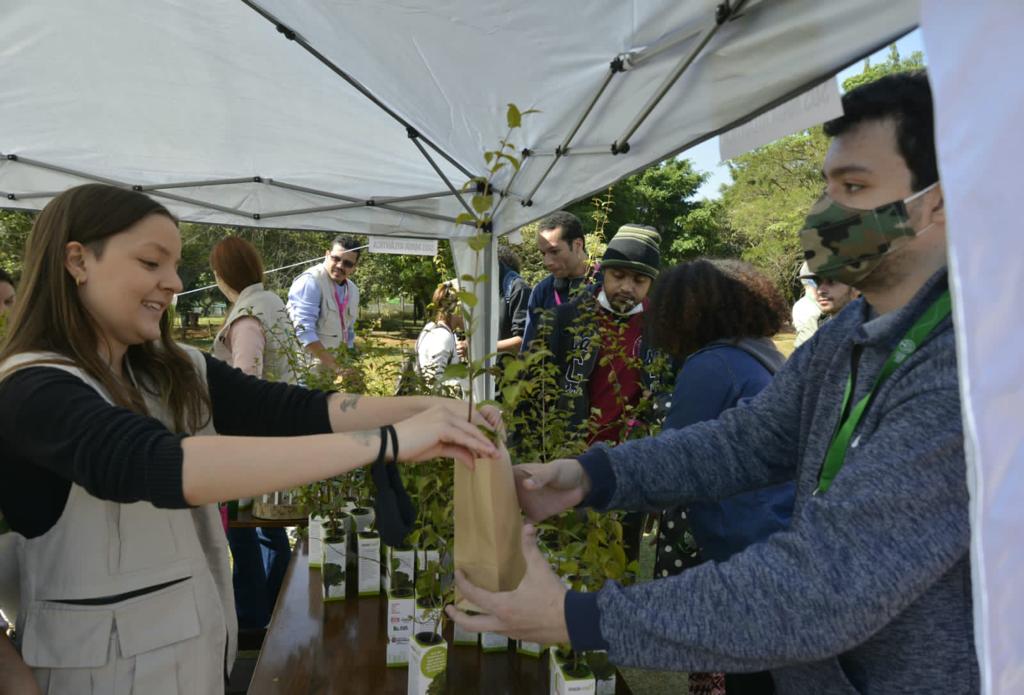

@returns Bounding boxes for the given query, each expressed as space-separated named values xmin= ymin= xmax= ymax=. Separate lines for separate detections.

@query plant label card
xmin=387 ymin=590 xmax=415 ymax=641
xmin=452 ymin=621 xmax=478 ymax=646
xmin=357 ymin=532 xmax=381 ymax=596
xmin=480 ymin=632 xmax=509 ymax=653
xmin=517 ymin=641 xmax=544 ymax=658
xmin=386 ymin=636 xmax=409 ymax=668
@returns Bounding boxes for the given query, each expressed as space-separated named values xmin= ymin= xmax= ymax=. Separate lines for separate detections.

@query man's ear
xmin=64 ymin=241 xmax=89 ymax=285
xmin=928 ymin=183 xmax=946 ymax=226
xmin=572 ymin=238 xmax=585 ymax=255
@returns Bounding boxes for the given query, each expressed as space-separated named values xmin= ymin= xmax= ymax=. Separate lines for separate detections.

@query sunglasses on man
xmin=329 ymin=255 xmax=357 ymax=269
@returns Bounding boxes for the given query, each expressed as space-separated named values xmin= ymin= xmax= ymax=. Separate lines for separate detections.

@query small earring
xmin=75 ymin=277 xmax=84 ymax=287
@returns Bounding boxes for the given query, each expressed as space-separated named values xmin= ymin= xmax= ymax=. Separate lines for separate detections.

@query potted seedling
xmin=321 ymin=514 xmax=350 ymax=603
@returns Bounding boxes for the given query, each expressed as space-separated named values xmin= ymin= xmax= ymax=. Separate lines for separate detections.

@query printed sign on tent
xmin=719 ymin=79 xmax=843 ymax=161
xmin=369 ymin=237 xmax=439 ymax=256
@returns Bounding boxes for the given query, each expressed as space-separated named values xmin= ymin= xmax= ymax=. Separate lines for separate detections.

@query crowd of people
xmin=0 ymin=69 xmax=978 ymax=695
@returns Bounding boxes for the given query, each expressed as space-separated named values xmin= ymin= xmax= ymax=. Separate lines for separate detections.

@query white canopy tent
xmin=0 ymin=0 xmax=918 ymax=400
xmin=2 ymin=1 xmax=1018 ymax=691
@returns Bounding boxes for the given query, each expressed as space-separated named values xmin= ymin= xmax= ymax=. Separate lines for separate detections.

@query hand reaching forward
xmin=445 ymin=524 xmax=569 ymax=645
xmin=513 ymin=459 xmax=592 ymax=523
xmin=394 ymin=405 xmax=499 ymax=469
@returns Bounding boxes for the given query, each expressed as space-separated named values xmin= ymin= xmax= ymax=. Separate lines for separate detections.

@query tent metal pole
xmin=528 ymin=145 xmax=614 ymax=157
xmin=241 ymin=0 xmax=477 ymax=182
xmin=1 ymin=155 xmax=254 ymax=218
xmin=519 ymin=59 xmax=625 ymax=206
xmin=256 ymin=201 xmax=366 ymax=220
xmin=375 ymin=190 xmax=456 ymax=204
xmin=136 ymin=177 xmax=259 ymax=191
xmin=372 ymin=201 xmax=462 ymax=225
xmin=264 ymin=180 xmax=364 ymax=204
xmin=2 ymin=190 xmax=68 ymax=201
xmin=611 ymin=0 xmax=747 ymax=154
xmin=2 ymin=153 xmax=128 ymax=187
xmin=408 ymin=135 xmax=476 ymax=219
xmin=145 ymin=190 xmax=257 ymax=218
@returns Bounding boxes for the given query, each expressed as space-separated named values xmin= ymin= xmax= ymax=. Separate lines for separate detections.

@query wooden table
xmin=228 ymin=508 xmax=307 ymax=529
xmin=249 ymin=542 xmax=632 ymax=695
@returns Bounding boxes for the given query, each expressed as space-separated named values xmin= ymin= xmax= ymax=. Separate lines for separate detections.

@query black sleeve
xmin=509 ymin=279 xmax=532 ymax=338
xmin=204 ymin=354 xmax=332 ymax=437
xmin=0 ymin=368 xmax=189 ymax=518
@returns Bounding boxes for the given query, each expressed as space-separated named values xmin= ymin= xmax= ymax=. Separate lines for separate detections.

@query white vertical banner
xmin=923 ymin=3 xmax=1024 ymax=694
xmin=719 ymin=79 xmax=843 ymax=161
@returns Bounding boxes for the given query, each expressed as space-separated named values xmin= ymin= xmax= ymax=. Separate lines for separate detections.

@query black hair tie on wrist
xmin=369 ymin=424 xmax=416 ymax=547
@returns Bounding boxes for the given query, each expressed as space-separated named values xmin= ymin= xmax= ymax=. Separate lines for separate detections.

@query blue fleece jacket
xmin=666 ymin=340 xmax=794 ymax=562
xmin=564 ymin=270 xmax=978 ymax=694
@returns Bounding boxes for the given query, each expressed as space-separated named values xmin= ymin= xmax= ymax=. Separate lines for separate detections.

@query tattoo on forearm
xmin=338 ymin=394 xmax=362 ymax=413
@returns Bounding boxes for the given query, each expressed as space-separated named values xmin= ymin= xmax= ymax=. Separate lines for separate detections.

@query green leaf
xmin=489 ymin=161 xmax=506 ymax=175
xmin=460 ymin=274 xmax=475 ymax=282
xmin=522 ymin=108 xmax=541 ymax=116
xmin=455 ymin=212 xmax=477 ymax=226
xmin=501 ymin=383 xmax=522 ymax=404
xmin=475 ymin=273 xmax=489 ymax=284
xmin=471 ymin=194 xmax=494 ymax=214
xmin=457 ymin=290 xmax=478 ymax=307
xmin=506 ymin=103 xmax=522 ymax=128
xmin=497 ymin=152 xmax=520 ymax=172
xmin=484 ymin=151 xmax=494 ymax=164
xmin=466 ymin=233 xmax=491 ymax=252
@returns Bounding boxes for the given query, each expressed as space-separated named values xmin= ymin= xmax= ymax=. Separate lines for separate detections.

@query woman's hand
xmin=513 ymin=459 xmax=591 ymax=523
xmin=394 ymin=405 xmax=500 ymax=469
xmin=427 ymin=396 xmax=505 ymax=441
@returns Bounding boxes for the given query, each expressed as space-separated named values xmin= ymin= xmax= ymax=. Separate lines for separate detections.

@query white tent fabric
xmin=0 ymin=0 xmax=917 ymax=238
xmin=923 ymin=3 xmax=1024 ymax=693
xmin=0 ymin=0 xmax=918 ymax=398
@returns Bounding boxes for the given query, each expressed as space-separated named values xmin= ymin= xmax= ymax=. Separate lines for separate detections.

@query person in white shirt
xmin=791 ymin=262 xmax=822 ymax=348
xmin=416 ymin=281 xmax=464 ymax=388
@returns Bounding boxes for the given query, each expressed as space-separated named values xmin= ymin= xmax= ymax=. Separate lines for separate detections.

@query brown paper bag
xmin=454 ymin=440 xmax=527 ymax=612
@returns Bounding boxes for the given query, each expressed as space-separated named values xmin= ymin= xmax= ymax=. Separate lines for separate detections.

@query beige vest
xmin=1 ymin=348 xmax=236 ymax=695
xmin=212 ymin=283 xmax=296 ymax=384
xmin=291 ymin=263 xmax=359 ymax=350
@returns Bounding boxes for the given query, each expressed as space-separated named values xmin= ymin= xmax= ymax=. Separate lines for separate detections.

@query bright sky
xmin=687 ymin=29 xmax=927 ymax=200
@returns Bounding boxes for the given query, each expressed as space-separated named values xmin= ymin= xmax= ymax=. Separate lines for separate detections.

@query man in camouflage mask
xmin=799 ymin=181 xmax=939 ymax=285
xmin=451 ymin=71 xmax=979 ymax=695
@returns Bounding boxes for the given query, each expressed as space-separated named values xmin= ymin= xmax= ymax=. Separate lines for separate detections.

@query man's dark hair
xmin=0 ymin=268 xmax=13 ymax=287
xmin=331 ymin=235 xmax=363 ymax=259
xmin=647 ymin=259 xmax=787 ymax=359
xmin=537 ymin=210 xmax=584 ymax=244
xmin=497 ymin=245 xmax=521 ymax=273
xmin=823 ymin=70 xmax=937 ymax=191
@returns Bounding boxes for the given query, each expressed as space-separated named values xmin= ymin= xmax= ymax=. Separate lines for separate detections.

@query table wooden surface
xmin=249 ymin=542 xmax=632 ymax=695
xmin=228 ymin=508 xmax=307 ymax=529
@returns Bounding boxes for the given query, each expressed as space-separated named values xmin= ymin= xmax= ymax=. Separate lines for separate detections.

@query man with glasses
xmin=287 ymin=236 xmax=362 ymax=372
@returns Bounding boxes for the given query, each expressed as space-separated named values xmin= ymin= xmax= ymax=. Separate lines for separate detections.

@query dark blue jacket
xmin=520 ymin=268 xmax=601 ymax=351
xmin=664 ymin=339 xmax=793 ymax=561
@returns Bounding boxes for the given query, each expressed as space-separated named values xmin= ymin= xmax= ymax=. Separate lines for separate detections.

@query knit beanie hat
xmin=601 ymin=224 xmax=661 ymax=279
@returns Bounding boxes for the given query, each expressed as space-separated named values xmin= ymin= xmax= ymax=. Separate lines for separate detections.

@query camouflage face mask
xmin=798 ymin=182 xmax=938 ymax=285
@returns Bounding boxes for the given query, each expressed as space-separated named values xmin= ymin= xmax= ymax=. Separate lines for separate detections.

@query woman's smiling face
xmin=71 ymin=213 xmax=183 ymax=358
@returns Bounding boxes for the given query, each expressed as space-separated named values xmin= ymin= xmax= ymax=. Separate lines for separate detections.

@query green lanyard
xmin=816 ymin=290 xmax=952 ymax=494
